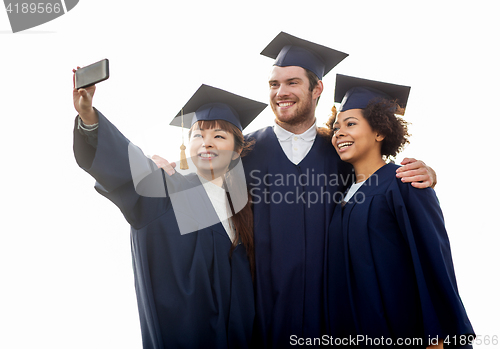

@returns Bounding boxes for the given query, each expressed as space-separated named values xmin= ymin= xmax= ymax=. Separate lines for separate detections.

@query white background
xmin=1 ymin=1 xmax=498 ymax=348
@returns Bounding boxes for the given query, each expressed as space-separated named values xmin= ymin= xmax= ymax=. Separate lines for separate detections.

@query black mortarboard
xmin=260 ymin=32 xmax=348 ymax=80
xmin=170 ymin=84 xmax=267 ymax=131
xmin=334 ymin=74 xmax=411 ymax=112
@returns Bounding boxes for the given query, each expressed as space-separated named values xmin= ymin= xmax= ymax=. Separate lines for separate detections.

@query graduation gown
xmin=242 ymin=127 xmax=352 ymax=348
xmin=326 ymin=163 xmax=474 ymax=348
xmin=73 ymin=111 xmax=255 ymax=349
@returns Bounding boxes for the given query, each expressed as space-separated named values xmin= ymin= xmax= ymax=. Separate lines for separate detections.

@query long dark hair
xmin=189 ymin=120 xmax=255 ymax=277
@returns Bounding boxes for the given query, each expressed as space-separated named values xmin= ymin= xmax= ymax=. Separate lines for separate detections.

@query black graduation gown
xmin=326 ymin=163 xmax=474 ymax=348
xmin=242 ymin=127 xmax=352 ymax=348
xmin=73 ymin=111 xmax=255 ymax=349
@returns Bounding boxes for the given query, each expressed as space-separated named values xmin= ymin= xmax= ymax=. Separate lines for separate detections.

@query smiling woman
xmin=72 ymin=79 xmax=266 ymax=348
xmin=330 ymin=100 xmax=410 ymax=182
xmin=324 ymin=74 xmax=475 ymax=349
xmin=189 ymin=118 xmax=244 ymax=183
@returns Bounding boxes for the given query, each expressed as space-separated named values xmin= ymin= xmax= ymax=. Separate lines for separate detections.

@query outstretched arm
xmin=72 ymin=67 xmax=168 ymax=227
xmin=396 ymin=157 xmax=437 ymax=189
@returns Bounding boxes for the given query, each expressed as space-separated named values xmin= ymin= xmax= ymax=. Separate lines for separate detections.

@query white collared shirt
xmin=273 ymin=120 xmax=317 ymax=165
xmin=198 ymin=175 xmax=235 ymax=242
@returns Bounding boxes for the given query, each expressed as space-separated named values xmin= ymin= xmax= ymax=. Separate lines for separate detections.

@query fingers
xmin=399 ymin=157 xmax=424 ymax=166
xmin=411 ymin=180 xmax=432 ymax=189
xmin=76 ymin=85 xmax=96 ymax=101
xmin=396 ymin=159 xmax=434 ymax=189
xmin=396 ymin=159 xmax=426 ymax=173
xmin=396 ymin=167 xmax=427 ymax=179
xmin=399 ymin=173 xmax=430 ymax=183
xmin=75 ymin=88 xmax=91 ymax=107
xmin=151 ymin=155 xmax=175 ymax=176
xmin=72 ymin=67 xmax=80 ymax=89
xmin=399 ymin=157 xmax=415 ymax=165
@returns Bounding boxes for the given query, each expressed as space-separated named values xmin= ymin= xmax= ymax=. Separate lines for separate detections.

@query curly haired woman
xmin=325 ymin=75 xmax=474 ymax=349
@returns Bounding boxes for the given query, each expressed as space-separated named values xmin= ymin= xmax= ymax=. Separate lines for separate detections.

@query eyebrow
xmin=341 ymin=116 xmax=359 ymax=122
xmin=197 ymin=128 xmax=227 ymax=132
xmin=269 ymin=77 xmax=303 ymax=84
xmin=334 ymin=116 xmax=359 ymax=125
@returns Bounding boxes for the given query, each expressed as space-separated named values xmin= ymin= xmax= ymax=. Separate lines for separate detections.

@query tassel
xmin=180 ymin=144 xmax=188 ymax=169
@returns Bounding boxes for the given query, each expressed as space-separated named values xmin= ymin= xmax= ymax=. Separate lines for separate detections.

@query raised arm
xmin=72 ymin=67 xmax=168 ymax=228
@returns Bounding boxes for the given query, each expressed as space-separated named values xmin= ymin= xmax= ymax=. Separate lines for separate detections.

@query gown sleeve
xmin=387 ymin=179 xmax=475 ymax=347
xmin=73 ymin=109 xmax=169 ymax=229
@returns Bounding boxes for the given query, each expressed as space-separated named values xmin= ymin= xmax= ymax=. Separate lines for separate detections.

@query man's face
xmin=268 ymin=65 xmax=318 ymax=126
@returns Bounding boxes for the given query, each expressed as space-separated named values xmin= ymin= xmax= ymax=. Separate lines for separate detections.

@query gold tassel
xmin=179 ymin=109 xmax=189 ymax=169
xmin=180 ymin=144 xmax=188 ymax=169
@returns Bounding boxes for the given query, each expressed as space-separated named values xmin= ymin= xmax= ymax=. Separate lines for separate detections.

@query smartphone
xmin=74 ymin=59 xmax=110 ymax=89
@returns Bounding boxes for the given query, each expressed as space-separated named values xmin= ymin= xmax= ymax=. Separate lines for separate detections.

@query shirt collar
xmin=273 ymin=119 xmax=318 ymax=141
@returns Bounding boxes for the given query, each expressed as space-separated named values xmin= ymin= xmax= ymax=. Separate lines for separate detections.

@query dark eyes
xmin=332 ymin=122 xmax=356 ymax=133
xmin=192 ymin=134 xmax=225 ymax=139
xmin=269 ymin=81 xmax=298 ymax=87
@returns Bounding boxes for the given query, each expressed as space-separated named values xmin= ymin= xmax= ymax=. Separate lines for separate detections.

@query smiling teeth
xmin=279 ymin=102 xmax=294 ymax=107
xmin=338 ymin=142 xmax=353 ymax=149
xmin=200 ymin=153 xmax=216 ymax=158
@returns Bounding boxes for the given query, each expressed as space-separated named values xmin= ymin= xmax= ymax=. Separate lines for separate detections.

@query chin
xmin=197 ymin=162 xmax=229 ymax=176
xmin=338 ymin=153 xmax=353 ymax=164
xmin=277 ymin=113 xmax=308 ymax=126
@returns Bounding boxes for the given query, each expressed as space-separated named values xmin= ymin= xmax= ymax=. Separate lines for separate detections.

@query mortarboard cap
xmin=334 ymin=74 xmax=411 ymax=112
xmin=260 ymin=32 xmax=348 ymax=80
xmin=170 ymin=84 xmax=268 ymax=131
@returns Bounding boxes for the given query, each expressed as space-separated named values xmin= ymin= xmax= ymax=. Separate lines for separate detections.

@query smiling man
xmin=269 ymin=65 xmax=320 ymax=133
xmin=240 ymin=32 xmax=437 ymax=348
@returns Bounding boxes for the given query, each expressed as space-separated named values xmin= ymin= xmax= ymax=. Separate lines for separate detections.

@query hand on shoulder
xmin=396 ymin=157 xmax=437 ymax=189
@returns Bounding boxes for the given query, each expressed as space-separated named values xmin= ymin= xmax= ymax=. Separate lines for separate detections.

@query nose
xmin=202 ymin=136 xmax=214 ymax=148
xmin=332 ymin=127 xmax=344 ymax=147
xmin=333 ymin=126 xmax=345 ymax=141
xmin=276 ymin=84 xmax=290 ymax=99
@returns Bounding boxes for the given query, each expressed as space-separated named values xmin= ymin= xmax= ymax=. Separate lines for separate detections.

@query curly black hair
xmin=322 ymin=99 xmax=411 ymax=159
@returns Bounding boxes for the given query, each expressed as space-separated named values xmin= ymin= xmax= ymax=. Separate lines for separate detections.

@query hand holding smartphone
xmin=74 ymin=59 xmax=110 ymax=90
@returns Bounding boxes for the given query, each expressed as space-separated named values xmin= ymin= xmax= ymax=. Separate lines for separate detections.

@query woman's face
xmin=331 ymin=109 xmax=384 ymax=165
xmin=189 ymin=122 xmax=240 ymax=179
